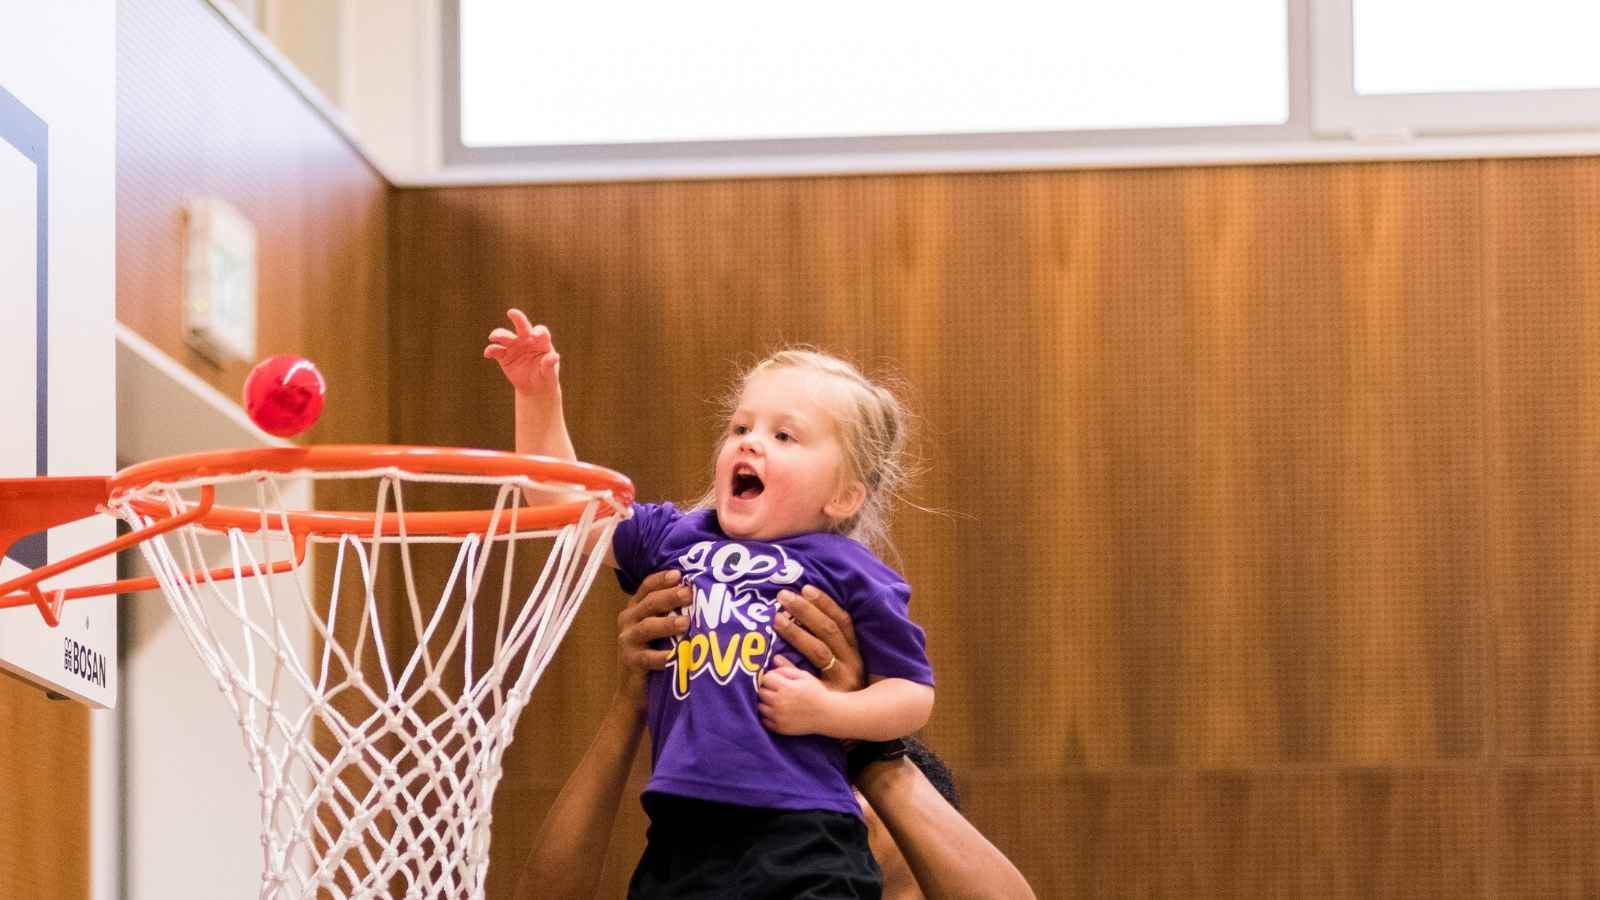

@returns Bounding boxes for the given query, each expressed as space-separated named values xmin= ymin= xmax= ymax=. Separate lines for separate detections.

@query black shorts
xmin=626 ymin=793 xmax=882 ymax=900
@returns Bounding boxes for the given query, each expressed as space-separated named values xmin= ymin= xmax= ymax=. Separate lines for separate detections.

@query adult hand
xmin=772 ymin=585 xmax=865 ymax=691
xmin=614 ymin=569 xmax=690 ymax=712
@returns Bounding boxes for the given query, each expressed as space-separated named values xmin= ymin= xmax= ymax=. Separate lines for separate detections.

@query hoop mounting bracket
xmin=0 ymin=482 xmax=227 ymax=625
xmin=0 ymin=476 xmax=109 ymax=564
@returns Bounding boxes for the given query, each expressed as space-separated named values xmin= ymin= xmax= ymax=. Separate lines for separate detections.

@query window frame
xmin=1311 ymin=0 xmax=1600 ymax=138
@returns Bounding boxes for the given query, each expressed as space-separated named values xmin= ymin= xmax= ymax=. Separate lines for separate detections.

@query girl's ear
xmin=824 ymin=479 xmax=868 ymax=523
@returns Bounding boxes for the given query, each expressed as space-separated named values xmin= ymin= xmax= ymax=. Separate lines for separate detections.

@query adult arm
xmin=512 ymin=571 xmax=690 ymax=899
xmin=855 ymin=758 xmax=1036 ymax=900
xmin=773 ymin=586 xmax=1034 ymax=900
xmin=513 ymin=684 xmax=644 ymax=900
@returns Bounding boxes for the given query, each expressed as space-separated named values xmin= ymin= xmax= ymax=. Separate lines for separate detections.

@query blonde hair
xmin=694 ymin=348 xmax=913 ymax=556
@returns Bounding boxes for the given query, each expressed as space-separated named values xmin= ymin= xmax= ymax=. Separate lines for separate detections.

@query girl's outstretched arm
xmin=484 ymin=308 xmax=575 ymax=463
xmin=485 ymin=309 xmax=617 ymax=564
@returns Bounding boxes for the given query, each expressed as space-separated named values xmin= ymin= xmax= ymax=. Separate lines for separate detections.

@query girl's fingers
xmin=507 ymin=309 xmax=536 ymax=338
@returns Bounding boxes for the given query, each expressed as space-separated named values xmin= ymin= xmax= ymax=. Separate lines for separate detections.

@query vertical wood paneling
xmin=1500 ymin=768 xmax=1600 ymax=896
xmin=388 ymin=156 xmax=1535 ymax=896
xmin=962 ymin=768 xmax=1488 ymax=899
xmin=0 ymin=678 xmax=90 ymax=900
xmin=1486 ymin=157 xmax=1600 ymax=759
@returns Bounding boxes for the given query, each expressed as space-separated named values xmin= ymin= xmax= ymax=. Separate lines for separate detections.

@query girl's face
xmin=714 ymin=367 xmax=865 ymax=542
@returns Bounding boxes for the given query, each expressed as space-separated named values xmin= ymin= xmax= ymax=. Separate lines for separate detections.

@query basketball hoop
xmin=0 ymin=445 xmax=632 ymax=900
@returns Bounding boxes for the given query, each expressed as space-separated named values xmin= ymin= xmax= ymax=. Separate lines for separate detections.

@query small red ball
xmin=243 ymin=355 xmax=326 ymax=437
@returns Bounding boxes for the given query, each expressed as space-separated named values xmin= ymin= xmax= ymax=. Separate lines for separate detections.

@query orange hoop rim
xmin=108 ymin=445 xmax=634 ymax=538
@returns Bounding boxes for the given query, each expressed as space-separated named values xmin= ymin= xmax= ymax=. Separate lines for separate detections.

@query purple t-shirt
xmin=613 ymin=502 xmax=934 ymax=817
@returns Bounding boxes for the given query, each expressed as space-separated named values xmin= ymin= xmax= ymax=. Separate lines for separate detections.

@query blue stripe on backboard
xmin=0 ymin=84 xmax=48 ymax=569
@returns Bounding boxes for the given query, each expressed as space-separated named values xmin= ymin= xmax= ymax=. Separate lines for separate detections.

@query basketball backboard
xmin=0 ymin=17 xmax=118 ymax=707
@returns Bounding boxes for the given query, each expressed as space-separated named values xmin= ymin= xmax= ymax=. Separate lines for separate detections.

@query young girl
xmin=485 ymin=309 xmax=934 ymax=898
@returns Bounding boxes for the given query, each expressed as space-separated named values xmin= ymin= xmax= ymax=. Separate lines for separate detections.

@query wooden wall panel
xmin=1500 ymin=767 xmax=1600 ymax=896
xmin=0 ymin=679 xmax=90 ymax=900
xmin=1486 ymin=157 xmax=1600 ymax=759
xmin=389 ymin=156 xmax=1552 ymax=897
xmin=963 ymin=768 xmax=1487 ymax=899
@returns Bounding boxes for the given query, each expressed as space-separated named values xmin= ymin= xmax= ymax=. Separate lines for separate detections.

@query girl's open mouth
xmin=732 ymin=465 xmax=764 ymax=500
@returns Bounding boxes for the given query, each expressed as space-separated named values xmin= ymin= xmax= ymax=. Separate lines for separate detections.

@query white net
xmin=109 ymin=463 xmax=627 ymax=900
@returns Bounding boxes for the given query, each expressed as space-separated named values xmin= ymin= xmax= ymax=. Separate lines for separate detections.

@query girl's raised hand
xmin=484 ymin=309 xmax=560 ymax=396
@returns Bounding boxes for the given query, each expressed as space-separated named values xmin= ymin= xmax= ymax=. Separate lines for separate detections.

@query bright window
xmin=1354 ymin=0 xmax=1600 ymax=95
xmin=436 ymin=0 xmax=1600 ymax=181
xmin=455 ymin=0 xmax=1289 ymax=149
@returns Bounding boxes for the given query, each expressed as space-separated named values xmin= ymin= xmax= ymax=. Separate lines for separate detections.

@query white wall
xmin=260 ymin=0 xmax=343 ymax=102
xmin=247 ymin=0 xmax=440 ymax=179
xmin=115 ymin=327 xmax=312 ymax=900
xmin=340 ymin=0 xmax=441 ymax=177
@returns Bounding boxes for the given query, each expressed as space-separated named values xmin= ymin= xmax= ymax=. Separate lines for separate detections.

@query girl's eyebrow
xmin=775 ymin=409 xmax=814 ymax=431
xmin=731 ymin=403 xmax=820 ymax=433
